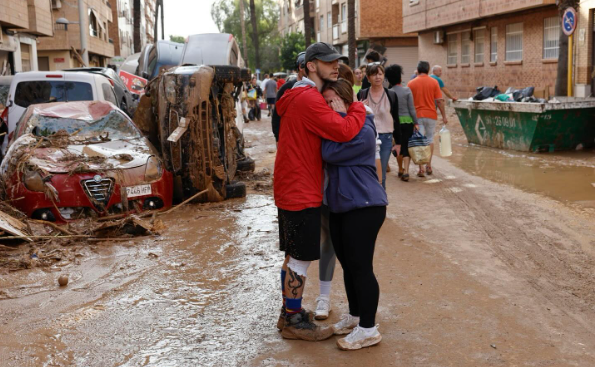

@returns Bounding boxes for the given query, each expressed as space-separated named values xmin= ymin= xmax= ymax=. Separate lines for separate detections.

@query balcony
xmin=341 ymin=20 xmax=347 ymax=34
xmin=332 ymin=24 xmax=339 ymax=40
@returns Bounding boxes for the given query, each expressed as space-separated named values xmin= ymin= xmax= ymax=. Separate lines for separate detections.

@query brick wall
xmin=360 ymin=0 xmax=413 ymax=38
xmin=0 ymin=0 xmax=29 ymax=29
xmin=108 ymin=0 xmax=121 ymax=55
xmin=418 ymin=6 xmax=560 ymax=98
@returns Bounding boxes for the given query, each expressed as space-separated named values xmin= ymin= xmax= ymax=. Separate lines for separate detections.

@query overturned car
xmin=1 ymin=101 xmax=173 ymax=222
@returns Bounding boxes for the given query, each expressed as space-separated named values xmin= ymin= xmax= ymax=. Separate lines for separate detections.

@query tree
xmin=280 ymin=32 xmax=306 ymax=71
xmin=249 ymin=0 xmax=261 ymax=70
xmin=239 ymin=0 xmax=249 ymax=68
xmin=347 ymin=0 xmax=356 ymax=68
xmin=554 ymin=0 xmax=579 ymax=96
xmin=303 ymin=0 xmax=312 ymax=47
xmin=169 ymin=35 xmax=185 ymax=43
xmin=211 ymin=0 xmax=280 ymax=73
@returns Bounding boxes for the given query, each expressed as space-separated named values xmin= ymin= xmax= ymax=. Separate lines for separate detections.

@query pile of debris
xmin=470 ymin=86 xmax=551 ymax=103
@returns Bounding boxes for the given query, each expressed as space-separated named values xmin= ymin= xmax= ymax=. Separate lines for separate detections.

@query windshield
xmin=25 ymin=109 xmax=141 ymax=141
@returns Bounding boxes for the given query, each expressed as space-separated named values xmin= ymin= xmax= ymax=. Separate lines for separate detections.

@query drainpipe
xmin=78 ymin=0 xmax=89 ymax=65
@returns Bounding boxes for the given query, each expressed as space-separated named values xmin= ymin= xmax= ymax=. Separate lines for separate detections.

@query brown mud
xmin=1 ymin=114 xmax=595 ymax=366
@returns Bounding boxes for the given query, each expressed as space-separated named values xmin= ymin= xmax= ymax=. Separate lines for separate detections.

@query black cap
xmin=305 ymin=42 xmax=348 ymax=64
xmin=296 ymin=51 xmax=306 ymax=69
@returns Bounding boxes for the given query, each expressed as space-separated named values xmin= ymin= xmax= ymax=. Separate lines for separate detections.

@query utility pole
xmin=347 ymin=0 xmax=356 ymax=68
xmin=239 ymin=0 xmax=249 ymax=68
xmin=78 ymin=0 xmax=89 ymax=65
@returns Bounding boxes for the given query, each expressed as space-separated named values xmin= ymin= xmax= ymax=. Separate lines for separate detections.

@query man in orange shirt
xmin=407 ymin=60 xmax=448 ymax=176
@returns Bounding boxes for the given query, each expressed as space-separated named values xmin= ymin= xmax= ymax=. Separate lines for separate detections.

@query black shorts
xmin=278 ymin=206 xmax=321 ymax=261
xmin=400 ymin=123 xmax=415 ymax=158
xmin=267 ymin=98 xmax=276 ymax=105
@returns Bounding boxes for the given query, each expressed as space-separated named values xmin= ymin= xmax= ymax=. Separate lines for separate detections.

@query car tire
xmin=236 ymin=157 xmax=255 ymax=172
xmin=213 ymin=66 xmax=251 ymax=84
xmin=225 ymin=181 xmax=246 ymax=199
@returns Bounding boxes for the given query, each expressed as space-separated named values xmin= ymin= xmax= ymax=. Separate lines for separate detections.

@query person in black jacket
xmin=271 ymin=52 xmax=306 ymax=142
xmin=357 ymin=63 xmax=400 ymax=189
xmin=246 ymin=76 xmax=263 ymax=121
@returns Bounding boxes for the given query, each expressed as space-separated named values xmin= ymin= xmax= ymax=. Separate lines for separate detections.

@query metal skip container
xmin=453 ymin=97 xmax=595 ymax=152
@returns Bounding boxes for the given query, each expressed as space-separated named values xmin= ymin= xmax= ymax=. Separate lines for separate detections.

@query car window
xmin=14 ymin=81 xmax=93 ymax=108
xmin=102 ymin=83 xmax=117 ymax=104
xmin=147 ymin=46 xmax=158 ymax=77
xmin=26 ymin=110 xmax=141 ymax=141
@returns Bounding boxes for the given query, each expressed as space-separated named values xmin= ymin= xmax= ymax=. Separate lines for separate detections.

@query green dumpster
xmin=453 ymin=97 xmax=595 ymax=152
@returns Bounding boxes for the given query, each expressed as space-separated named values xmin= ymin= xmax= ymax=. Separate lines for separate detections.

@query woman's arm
xmin=322 ymin=122 xmax=375 ymax=165
xmin=407 ymin=90 xmax=418 ymax=125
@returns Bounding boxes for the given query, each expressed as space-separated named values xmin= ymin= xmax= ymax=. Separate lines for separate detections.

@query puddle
xmin=448 ymin=142 xmax=595 ymax=208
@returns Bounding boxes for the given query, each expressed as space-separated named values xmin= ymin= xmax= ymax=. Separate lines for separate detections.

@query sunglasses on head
xmin=367 ymin=61 xmax=382 ymax=66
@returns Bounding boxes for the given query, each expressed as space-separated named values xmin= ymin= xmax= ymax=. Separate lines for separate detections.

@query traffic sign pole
xmin=562 ymin=7 xmax=577 ymax=97
xmin=568 ymin=33 xmax=573 ymax=97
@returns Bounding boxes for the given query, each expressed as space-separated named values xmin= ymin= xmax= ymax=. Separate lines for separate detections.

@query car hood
xmin=19 ymin=136 xmax=153 ymax=174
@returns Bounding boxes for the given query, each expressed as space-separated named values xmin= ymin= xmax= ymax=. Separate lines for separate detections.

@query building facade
xmin=279 ymin=0 xmax=418 ymax=76
xmin=37 ymin=0 xmax=115 ymax=70
xmin=108 ymin=0 xmax=135 ymax=61
xmin=0 ymin=0 xmax=54 ymax=74
xmin=403 ymin=0 xmax=595 ymax=98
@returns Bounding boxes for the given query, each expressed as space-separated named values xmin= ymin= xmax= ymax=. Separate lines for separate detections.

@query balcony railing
xmin=332 ymin=24 xmax=339 ymax=40
xmin=341 ymin=20 xmax=347 ymax=34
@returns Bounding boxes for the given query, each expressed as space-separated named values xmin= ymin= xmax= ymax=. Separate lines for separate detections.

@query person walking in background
xmin=276 ymin=75 xmax=286 ymax=90
xmin=385 ymin=64 xmax=421 ymax=182
xmin=360 ymin=50 xmax=384 ymax=89
xmin=430 ymin=65 xmax=458 ymax=101
xmin=263 ymin=76 xmax=278 ymax=117
xmin=357 ymin=63 xmax=400 ymax=189
xmin=274 ymin=42 xmax=366 ymax=341
xmin=321 ymin=78 xmax=388 ymax=350
xmin=408 ymin=61 xmax=448 ymax=176
xmin=353 ymin=67 xmax=363 ymax=95
xmin=246 ymin=76 xmax=263 ymax=121
xmin=272 ymin=52 xmax=306 ymax=143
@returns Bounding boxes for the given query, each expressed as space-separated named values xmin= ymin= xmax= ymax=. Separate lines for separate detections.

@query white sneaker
xmin=337 ymin=325 xmax=382 ymax=351
xmin=314 ymin=296 xmax=331 ymax=320
xmin=332 ymin=314 xmax=360 ymax=335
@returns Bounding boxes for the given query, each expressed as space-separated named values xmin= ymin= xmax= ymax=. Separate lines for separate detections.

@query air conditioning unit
xmin=433 ymin=30 xmax=444 ymax=44
xmin=52 ymin=0 xmax=62 ymax=9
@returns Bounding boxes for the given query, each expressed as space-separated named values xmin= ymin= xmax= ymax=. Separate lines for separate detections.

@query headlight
xmin=144 ymin=156 xmax=163 ymax=181
xmin=164 ymin=75 xmax=177 ymax=104
xmin=23 ymin=170 xmax=45 ymax=191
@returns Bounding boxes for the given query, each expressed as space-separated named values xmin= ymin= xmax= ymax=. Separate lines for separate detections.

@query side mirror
xmin=141 ymin=71 xmax=149 ymax=79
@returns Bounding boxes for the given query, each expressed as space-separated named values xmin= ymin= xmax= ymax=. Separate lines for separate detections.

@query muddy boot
xmin=281 ymin=309 xmax=334 ymax=341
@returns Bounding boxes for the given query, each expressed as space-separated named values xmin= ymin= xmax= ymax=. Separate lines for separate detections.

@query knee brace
xmin=287 ymin=257 xmax=311 ymax=277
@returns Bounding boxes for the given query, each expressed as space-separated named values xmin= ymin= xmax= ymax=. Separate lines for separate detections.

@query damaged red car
xmin=1 ymin=101 xmax=173 ymax=222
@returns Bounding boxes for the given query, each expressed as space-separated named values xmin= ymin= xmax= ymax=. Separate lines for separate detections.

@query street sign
xmin=255 ymin=69 xmax=261 ymax=74
xmin=562 ymin=7 xmax=577 ymax=36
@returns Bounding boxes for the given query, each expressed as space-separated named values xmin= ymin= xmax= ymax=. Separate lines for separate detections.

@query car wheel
xmin=213 ymin=66 xmax=251 ymax=84
xmin=236 ymin=157 xmax=255 ymax=172
xmin=225 ymin=181 xmax=246 ymax=199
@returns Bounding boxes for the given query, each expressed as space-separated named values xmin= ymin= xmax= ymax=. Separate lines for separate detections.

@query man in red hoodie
xmin=274 ymin=42 xmax=366 ymax=341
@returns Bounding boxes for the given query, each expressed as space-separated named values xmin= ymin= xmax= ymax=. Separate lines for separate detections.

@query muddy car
xmin=0 ymin=101 xmax=173 ymax=222
xmin=134 ymin=37 xmax=252 ymax=202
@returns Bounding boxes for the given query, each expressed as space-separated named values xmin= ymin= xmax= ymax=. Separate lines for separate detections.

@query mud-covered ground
xmin=2 ymin=110 xmax=595 ymax=366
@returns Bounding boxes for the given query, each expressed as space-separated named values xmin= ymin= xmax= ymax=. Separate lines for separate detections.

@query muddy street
xmin=2 ymin=113 xmax=595 ymax=366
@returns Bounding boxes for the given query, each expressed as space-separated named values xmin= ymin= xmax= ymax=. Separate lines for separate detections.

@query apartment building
xmin=145 ymin=0 xmax=156 ymax=44
xmin=108 ymin=0 xmax=135 ymax=61
xmin=278 ymin=0 xmax=418 ymax=76
xmin=0 ymin=0 xmax=54 ymax=74
xmin=403 ymin=1 xmax=595 ymax=98
xmin=36 ymin=0 xmax=114 ymax=70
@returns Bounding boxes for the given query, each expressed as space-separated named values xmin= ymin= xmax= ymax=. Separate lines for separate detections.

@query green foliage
xmin=211 ymin=0 xmax=281 ymax=73
xmin=279 ymin=32 xmax=305 ymax=71
xmin=169 ymin=35 xmax=185 ymax=43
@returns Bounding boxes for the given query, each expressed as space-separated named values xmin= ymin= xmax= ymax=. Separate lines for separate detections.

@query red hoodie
xmin=274 ymin=84 xmax=366 ymax=211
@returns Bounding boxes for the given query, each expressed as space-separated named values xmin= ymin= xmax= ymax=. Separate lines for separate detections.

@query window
xmin=341 ymin=3 xmax=347 ymax=22
xmin=327 ymin=12 xmax=331 ymax=28
xmin=320 ymin=15 xmax=324 ymax=31
xmin=461 ymin=31 xmax=471 ymax=64
xmin=316 ymin=0 xmax=319 ymax=8
xmin=506 ymin=23 xmax=523 ymax=61
xmin=89 ymin=10 xmax=98 ymax=37
xmin=102 ymin=83 xmax=117 ymax=104
xmin=490 ymin=27 xmax=497 ymax=62
xmin=447 ymin=34 xmax=457 ymax=65
xmin=543 ymin=17 xmax=559 ymax=59
xmin=474 ymin=29 xmax=485 ymax=63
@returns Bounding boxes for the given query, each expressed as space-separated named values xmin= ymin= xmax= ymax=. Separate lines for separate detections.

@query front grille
xmin=81 ymin=178 xmax=114 ymax=206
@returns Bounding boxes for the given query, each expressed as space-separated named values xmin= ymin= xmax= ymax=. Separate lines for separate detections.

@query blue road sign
xmin=562 ymin=8 xmax=577 ymax=36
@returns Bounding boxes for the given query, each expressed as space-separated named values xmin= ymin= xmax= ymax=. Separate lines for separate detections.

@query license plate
xmin=125 ymin=184 xmax=152 ymax=198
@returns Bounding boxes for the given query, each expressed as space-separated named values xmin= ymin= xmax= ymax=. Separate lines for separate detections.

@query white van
xmin=3 ymin=71 xmax=117 ymax=154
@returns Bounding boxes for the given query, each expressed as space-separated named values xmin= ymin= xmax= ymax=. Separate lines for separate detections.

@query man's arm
xmin=434 ymin=83 xmax=448 ymax=124
xmin=441 ymin=86 xmax=457 ymax=101
xmin=271 ymin=82 xmax=293 ymax=141
xmin=303 ymin=93 xmax=366 ymax=143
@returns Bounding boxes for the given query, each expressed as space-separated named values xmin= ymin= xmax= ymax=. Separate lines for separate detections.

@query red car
xmin=1 ymin=101 xmax=173 ymax=222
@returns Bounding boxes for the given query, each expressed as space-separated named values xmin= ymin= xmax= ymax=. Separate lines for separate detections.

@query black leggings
xmin=329 ymin=206 xmax=386 ymax=328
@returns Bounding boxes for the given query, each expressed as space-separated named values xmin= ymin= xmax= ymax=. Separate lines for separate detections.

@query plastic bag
xmin=247 ymin=89 xmax=257 ymax=100
xmin=408 ymin=131 xmax=432 ymax=165
xmin=473 ymin=86 xmax=501 ymax=101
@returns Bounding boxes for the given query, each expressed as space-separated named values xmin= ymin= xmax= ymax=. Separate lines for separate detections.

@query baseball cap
xmin=305 ymin=42 xmax=348 ymax=64
xmin=296 ymin=51 xmax=306 ymax=69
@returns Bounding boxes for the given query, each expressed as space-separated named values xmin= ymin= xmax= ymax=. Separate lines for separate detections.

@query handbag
xmin=408 ymin=131 xmax=432 ymax=165
xmin=247 ymin=89 xmax=257 ymax=100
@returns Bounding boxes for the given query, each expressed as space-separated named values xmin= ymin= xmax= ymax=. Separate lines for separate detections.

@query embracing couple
xmin=273 ymin=42 xmax=387 ymax=351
